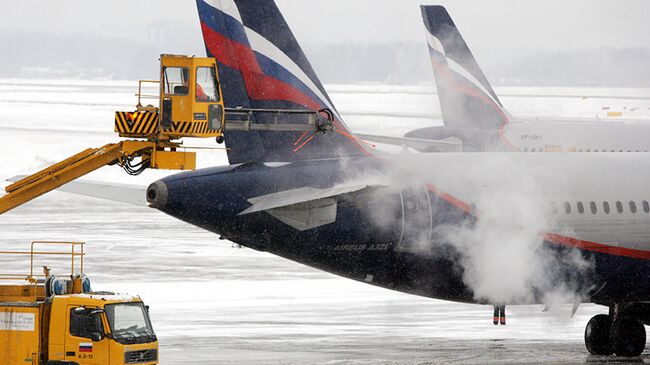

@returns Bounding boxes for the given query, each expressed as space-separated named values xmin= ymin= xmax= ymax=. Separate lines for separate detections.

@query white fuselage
xmin=500 ymin=120 xmax=650 ymax=153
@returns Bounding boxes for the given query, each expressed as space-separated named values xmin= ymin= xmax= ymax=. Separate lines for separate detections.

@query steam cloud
xmin=433 ymin=156 xmax=592 ymax=305
xmin=347 ymin=153 xmax=594 ymax=306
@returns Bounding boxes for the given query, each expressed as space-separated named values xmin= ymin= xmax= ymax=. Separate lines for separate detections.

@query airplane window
xmin=564 ymin=202 xmax=571 ymax=214
xmin=603 ymin=201 xmax=610 ymax=214
xmin=577 ymin=202 xmax=584 ymax=214
xmin=523 ymin=148 xmax=528 ymax=152
xmin=616 ymin=201 xmax=623 ymax=213
xmin=590 ymin=201 xmax=597 ymax=214
xmin=586 ymin=149 xmax=591 ymax=152
xmin=630 ymin=201 xmax=637 ymax=213
xmin=643 ymin=201 xmax=650 ymax=213
xmin=550 ymin=202 xmax=558 ymax=214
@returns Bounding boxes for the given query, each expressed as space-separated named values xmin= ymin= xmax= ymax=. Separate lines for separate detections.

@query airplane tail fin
xmin=421 ymin=5 xmax=510 ymax=131
xmin=196 ymin=0 xmax=371 ymax=164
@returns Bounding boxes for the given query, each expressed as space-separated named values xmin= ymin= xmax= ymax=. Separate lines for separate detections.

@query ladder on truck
xmin=0 ymin=54 xmax=335 ymax=215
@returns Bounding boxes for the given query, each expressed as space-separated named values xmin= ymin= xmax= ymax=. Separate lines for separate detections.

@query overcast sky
xmin=2 ymin=0 xmax=649 ymax=52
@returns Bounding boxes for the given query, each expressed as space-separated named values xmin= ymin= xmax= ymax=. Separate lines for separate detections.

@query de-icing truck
xmin=0 ymin=241 xmax=158 ymax=365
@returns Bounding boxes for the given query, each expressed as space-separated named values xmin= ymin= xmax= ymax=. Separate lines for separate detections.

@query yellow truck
xmin=0 ymin=241 xmax=158 ymax=365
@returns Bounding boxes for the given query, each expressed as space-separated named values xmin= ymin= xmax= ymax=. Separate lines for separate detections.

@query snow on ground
xmin=1 ymin=80 xmax=650 ymax=363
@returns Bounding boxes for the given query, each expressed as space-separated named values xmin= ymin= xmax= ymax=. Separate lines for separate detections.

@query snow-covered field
xmin=1 ymin=80 xmax=650 ymax=364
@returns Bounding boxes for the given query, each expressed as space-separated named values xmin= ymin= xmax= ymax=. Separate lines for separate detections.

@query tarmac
xmin=2 ymin=195 xmax=649 ymax=364
xmin=2 ymin=80 xmax=650 ymax=363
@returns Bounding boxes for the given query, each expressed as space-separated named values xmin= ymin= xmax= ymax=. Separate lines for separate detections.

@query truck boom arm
xmin=0 ymin=141 xmax=157 ymax=214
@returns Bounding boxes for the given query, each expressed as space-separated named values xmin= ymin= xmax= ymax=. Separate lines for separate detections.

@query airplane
xmin=31 ymin=0 xmax=650 ymax=357
xmin=358 ymin=6 xmax=650 ymax=153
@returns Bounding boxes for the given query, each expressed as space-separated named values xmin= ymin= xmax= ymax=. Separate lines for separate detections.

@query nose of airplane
xmin=146 ymin=180 xmax=168 ymax=209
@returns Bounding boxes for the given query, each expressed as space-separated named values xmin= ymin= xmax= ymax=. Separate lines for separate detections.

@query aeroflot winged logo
xmin=195 ymin=0 xmax=371 ymax=164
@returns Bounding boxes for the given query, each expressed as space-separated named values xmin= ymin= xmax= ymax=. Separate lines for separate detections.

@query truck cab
xmin=0 ymin=241 xmax=158 ymax=365
xmin=47 ymin=293 xmax=157 ymax=364
xmin=115 ymin=54 xmax=225 ymax=142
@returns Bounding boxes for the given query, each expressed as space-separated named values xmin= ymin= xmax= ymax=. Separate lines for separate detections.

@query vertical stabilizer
xmin=196 ymin=0 xmax=370 ymax=163
xmin=421 ymin=5 xmax=510 ymax=132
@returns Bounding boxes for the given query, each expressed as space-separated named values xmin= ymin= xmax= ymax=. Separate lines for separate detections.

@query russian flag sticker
xmin=79 ymin=342 xmax=93 ymax=352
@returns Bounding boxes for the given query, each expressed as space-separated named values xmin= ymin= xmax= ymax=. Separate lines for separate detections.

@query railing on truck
xmin=0 ymin=241 xmax=86 ymax=302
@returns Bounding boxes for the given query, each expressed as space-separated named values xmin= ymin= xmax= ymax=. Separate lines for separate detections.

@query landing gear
xmin=611 ymin=317 xmax=646 ymax=357
xmin=585 ymin=314 xmax=613 ymax=355
xmin=585 ymin=312 xmax=646 ymax=357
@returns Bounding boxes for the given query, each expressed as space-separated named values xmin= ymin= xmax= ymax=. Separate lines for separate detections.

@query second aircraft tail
xmin=421 ymin=5 xmax=510 ymax=132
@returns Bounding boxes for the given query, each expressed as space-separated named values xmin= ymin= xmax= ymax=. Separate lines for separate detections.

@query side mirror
xmin=89 ymin=309 xmax=105 ymax=315
xmin=90 ymin=332 xmax=103 ymax=342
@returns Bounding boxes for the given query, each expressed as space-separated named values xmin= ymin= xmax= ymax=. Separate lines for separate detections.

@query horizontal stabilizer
xmin=240 ymin=183 xmax=381 ymax=231
xmin=8 ymin=176 xmax=146 ymax=206
xmin=356 ymin=133 xmax=462 ymax=152
xmin=240 ymin=184 xmax=371 ymax=215
xmin=266 ymin=198 xmax=337 ymax=231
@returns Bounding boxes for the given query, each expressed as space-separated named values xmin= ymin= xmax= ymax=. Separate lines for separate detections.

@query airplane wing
xmin=239 ymin=184 xmax=381 ymax=231
xmin=355 ymin=133 xmax=463 ymax=152
xmin=7 ymin=176 xmax=146 ymax=206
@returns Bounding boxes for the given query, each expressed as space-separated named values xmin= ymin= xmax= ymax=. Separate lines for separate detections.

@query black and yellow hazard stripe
xmin=162 ymin=120 xmax=219 ymax=136
xmin=115 ymin=111 xmax=158 ymax=135
xmin=167 ymin=121 xmax=190 ymax=134
xmin=191 ymin=121 xmax=209 ymax=134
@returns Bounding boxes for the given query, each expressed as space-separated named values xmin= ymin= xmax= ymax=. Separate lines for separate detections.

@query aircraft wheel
xmin=585 ymin=314 xmax=613 ymax=355
xmin=611 ymin=316 xmax=646 ymax=357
